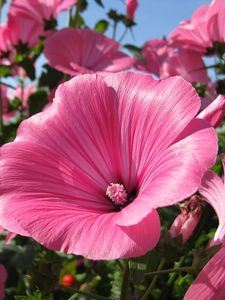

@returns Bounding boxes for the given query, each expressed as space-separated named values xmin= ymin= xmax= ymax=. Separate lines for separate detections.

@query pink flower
xmin=0 ymin=264 xmax=7 ymax=300
xmin=136 ymin=38 xmax=169 ymax=76
xmin=169 ymin=196 xmax=202 ymax=244
xmin=44 ymin=28 xmax=134 ymax=75
xmin=198 ymin=95 xmax=225 ymax=127
xmin=10 ymin=0 xmax=76 ymax=24
xmin=184 ymin=155 xmax=225 ymax=300
xmin=136 ymin=38 xmax=208 ymax=83
xmin=7 ymin=13 xmax=43 ymax=48
xmin=0 ymin=73 xmax=217 ymax=260
xmin=160 ymin=49 xmax=209 ymax=83
xmin=126 ymin=0 xmax=139 ymax=21
xmin=170 ymin=0 xmax=225 ymax=54
xmin=0 ymin=25 xmax=12 ymax=54
xmin=170 ymin=5 xmax=212 ymax=53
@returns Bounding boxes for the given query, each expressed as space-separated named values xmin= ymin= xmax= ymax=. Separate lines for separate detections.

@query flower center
xmin=106 ymin=183 xmax=128 ymax=206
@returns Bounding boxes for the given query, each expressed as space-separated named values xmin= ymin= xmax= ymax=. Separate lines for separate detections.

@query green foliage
xmin=123 ymin=44 xmax=143 ymax=60
xmin=28 ymin=89 xmax=49 ymax=116
xmin=15 ymin=291 xmax=43 ymax=300
xmin=94 ymin=20 xmax=109 ymax=33
xmin=39 ymin=64 xmax=64 ymax=89
xmin=0 ymin=65 xmax=12 ymax=77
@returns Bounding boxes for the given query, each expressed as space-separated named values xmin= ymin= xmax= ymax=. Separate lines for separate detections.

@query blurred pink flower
xmin=160 ymin=49 xmax=209 ymax=83
xmin=0 ymin=264 xmax=7 ymax=300
xmin=170 ymin=0 xmax=225 ymax=54
xmin=10 ymin=0 xmax=76 ymax=24
xmin=44 ymin=28 xmax=134 ymax=75
xmin=0 ymin=25 xmax=12 ymax=54
xmin=136 ymin=38 xmax=169 ymax=76
xmin=7 ymin=13 xmax=43 ymax=48
xmin=136 ymin=38 xmax=208 ymax=83
xmin=126 ymin=0 xmax=139 ymax=21
xmin=184 ymin=155 xmax=225 ymax=300
xmin=198 ymin=95 xmax=225 ymax=127
xmin=0 ymin=73 xmax=217 ymax=260
xmin=169 ymin=196 xmax=202 ymax=244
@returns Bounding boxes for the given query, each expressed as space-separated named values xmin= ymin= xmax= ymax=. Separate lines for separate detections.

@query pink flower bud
xmin=169 ymin=196 xmax=202 ymax=244
xmin=126 ymin=0 xmax=139 ymax=21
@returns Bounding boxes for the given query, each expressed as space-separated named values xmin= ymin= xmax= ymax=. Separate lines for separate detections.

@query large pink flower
xmin=0 ymin=264 xmax=7 ymax=300
xmin=10 ymin=0 xmax=76 ymax=24
xmin=44 ymin=28 xmax=134 ymax=75
xmin=184 ymin=155 xmax=225 ymax=300
xmin=0 ymin=73 xmax=217 ymax=260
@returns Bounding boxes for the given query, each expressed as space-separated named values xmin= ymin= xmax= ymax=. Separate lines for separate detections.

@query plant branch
xmin=145 ymin=265 xmax=194 ymax=276
xmin=139 ymin=258 xmax=165 ymax=300
xmin=120 ymin=260 xmax=130 ymax=300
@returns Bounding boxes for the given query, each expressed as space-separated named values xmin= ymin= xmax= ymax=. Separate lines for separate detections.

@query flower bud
xmin=169 ymin=196 xmax=202 ymax=244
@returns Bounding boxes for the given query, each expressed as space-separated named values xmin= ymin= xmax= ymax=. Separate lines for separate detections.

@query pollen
xmin=106 ymin=183 xmax=128 ymax=206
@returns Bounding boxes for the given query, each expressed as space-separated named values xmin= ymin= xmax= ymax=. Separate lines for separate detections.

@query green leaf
xmin=39 ymin=64 xmax=64 ymax=89
xmin=9 ymin=245 xmax=37 ymax=270
xmin=123 ymin=44 xmax=143 ymax=59
xmin=15 ymin=291 xmax=43 ymax=300
xmin=28 ymin=89 xmax=49 ymax=115
xmin=0 ymin=65 xmax=11 ymax=77
xmin=94 ymin=0 xmax=104 ymax=7
xmin=17 ymin=57 xmax=35 ymax=80
xmin=94 ymin=20 xmax=109 ymax=33
xmin=69 ymin=12 xmax=86 ymax=28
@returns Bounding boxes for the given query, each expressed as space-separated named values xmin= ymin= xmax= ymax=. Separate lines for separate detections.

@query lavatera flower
xmin=0 ymin=73 xmax=217 ymax=260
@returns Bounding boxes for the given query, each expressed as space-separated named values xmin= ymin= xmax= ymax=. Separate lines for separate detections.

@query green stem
xmin=139 ymin=258 xmax=165 ymax=300
xmin=145 ymin=265 xmax=194 ymax=277
xmin=120 ymin=260 xmax=130 ymax=300
xmin=167 ymin=256 xmax=185 ymax=286
xmin=190 ymin=63 xmax=221 ymax=74
xmin=112 ymin=21 xmax=118 ymax=39
xmin=119 ymin=27 xmax=128 ymax=43
xmin=0 ymin=81 xmax=16 ymax=89
xmin=62 ymin=286 xmax=114 ymax=300
xmin=73 ymin=0 xmax=81 ymax=28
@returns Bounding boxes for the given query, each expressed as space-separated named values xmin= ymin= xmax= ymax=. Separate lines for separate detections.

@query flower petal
xmin=199 ymin=158 xmax=225 ymax=244
xmin=184 ymin=246 xmax=225 ymax=300
xmin=198 ymin=95 xmax=225 ymax=127
xmin=116 ymin=119 xmax=217 ymax=226
xmin=44 ymin=28 xmax=133 ymax=75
